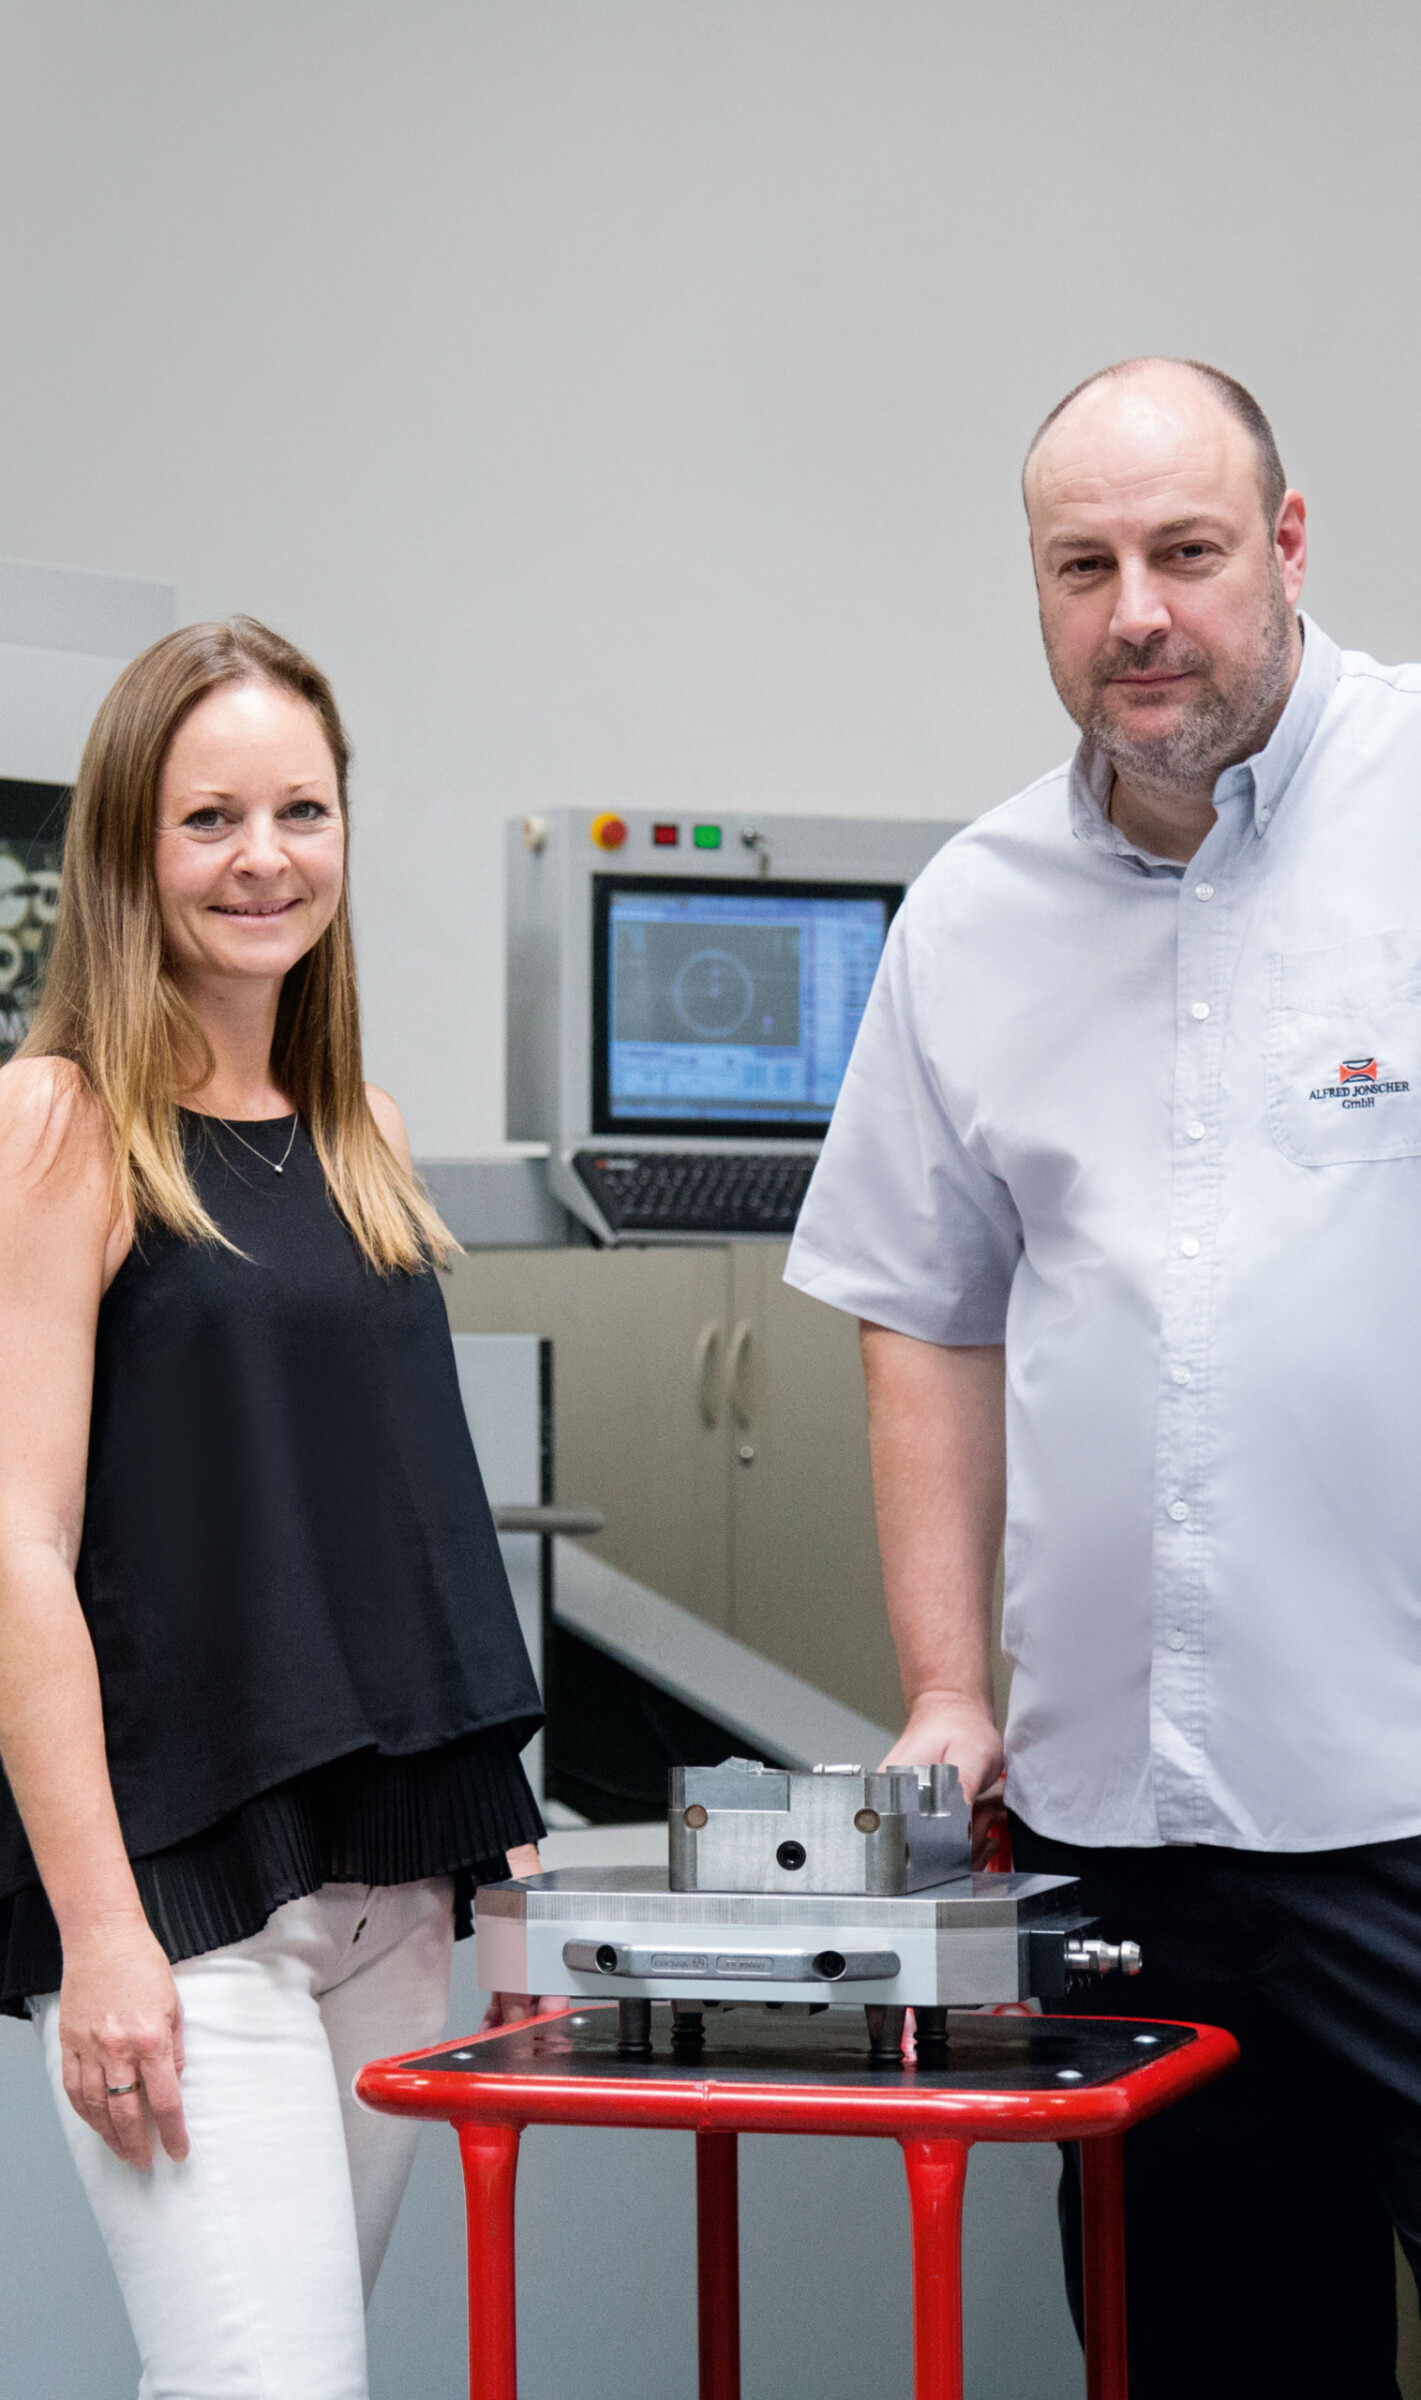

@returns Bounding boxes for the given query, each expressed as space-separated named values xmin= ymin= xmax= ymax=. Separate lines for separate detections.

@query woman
xmin=0 ymin=618 xmax=545 ymax=2396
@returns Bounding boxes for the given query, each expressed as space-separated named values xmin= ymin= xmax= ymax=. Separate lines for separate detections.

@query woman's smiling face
xmin=153 ymin=677 xmax=345 ymax=997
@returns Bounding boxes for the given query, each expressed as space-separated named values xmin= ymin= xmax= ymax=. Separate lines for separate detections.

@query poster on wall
xmin=0 ymin=780 xmax=67 ymax=1064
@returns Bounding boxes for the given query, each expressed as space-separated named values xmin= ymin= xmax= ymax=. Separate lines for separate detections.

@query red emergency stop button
xmin=590 ymin=813 xmax=628 ymax=850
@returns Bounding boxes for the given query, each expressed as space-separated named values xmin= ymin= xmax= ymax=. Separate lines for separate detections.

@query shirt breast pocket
xmin=1267 ymin=928 xmax=1421 ymax=1166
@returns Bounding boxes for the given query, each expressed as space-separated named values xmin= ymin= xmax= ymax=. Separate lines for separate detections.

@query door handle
xmin=727 ymin=1320 xmax=754 ymax=1429
xmin=563 ymin=1940 xmax=901 ymax=1983
xmin=693 ymin=1320 xmax=722 ymax=1428
xmin=492 ymin=1506 xmax=605 ymax=1536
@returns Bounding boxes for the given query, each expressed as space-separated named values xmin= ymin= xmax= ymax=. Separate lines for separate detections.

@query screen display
xmin=0 ymin=780 xmax=67 ymax=1066
xmin=592 ymin=875 xmax=900 ymax=1136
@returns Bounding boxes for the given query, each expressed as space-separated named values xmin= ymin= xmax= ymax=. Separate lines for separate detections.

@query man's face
xmin=1025 ymin=366 xmax=1306 ymax=793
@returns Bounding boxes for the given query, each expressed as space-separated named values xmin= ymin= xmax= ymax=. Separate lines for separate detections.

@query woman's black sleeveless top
xmin=0 ymin=1114 xmax=543 ymax=2011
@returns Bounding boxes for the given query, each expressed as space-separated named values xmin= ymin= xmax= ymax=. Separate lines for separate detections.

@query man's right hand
xmin=880 ymin=1692 xmax=1007 ymax=1870
xmin=881 ymin=1690 xmax=1003 ymax=1799
xmin=58 ymin=1915 xmax=189 ymax=2171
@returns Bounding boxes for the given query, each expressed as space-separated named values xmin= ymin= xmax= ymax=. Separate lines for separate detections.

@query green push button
xmin=692 ymin=824 xmax=722 ymax=850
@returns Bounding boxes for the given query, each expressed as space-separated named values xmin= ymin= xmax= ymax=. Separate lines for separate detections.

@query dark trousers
xmin=1008 ymin=1813 xmax=1421 ymax=2400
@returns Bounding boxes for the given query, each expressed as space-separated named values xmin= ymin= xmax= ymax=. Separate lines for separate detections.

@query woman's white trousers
xmin=32 ymin=1878 xmax=454 ymax=2400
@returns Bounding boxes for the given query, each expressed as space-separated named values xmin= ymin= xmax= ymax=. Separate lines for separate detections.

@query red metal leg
xmin=1081 ymin=2134 xmax=1129 ymax=2400
xmin=696 ymin=2127 xmax=741 ymax=2400
xmin=458 ymin=2121 xmax=522 ymax=2400
xmin=900 ymin=2136 xmax=970 ymax=2400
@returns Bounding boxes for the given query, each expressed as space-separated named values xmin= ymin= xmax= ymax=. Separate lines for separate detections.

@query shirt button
xmin=1165 ymin=1628 xmax=1187 ymax=1652
xmin=1194 ymin=883 xmax=1214 ymax=900
xmin=1171 ymin=1365 xmax=1191 ymax=1386
xmin=1180 ymin=1236 xmax=1200 ymax=1257
xmin=1186 ymin=1121 xmax=1206 ymax=1141
xmin=1168 ymin=1500 xmax=1189 ymax=1521
xmin=1190 ymin=1001 xmax=1210 ymax=1021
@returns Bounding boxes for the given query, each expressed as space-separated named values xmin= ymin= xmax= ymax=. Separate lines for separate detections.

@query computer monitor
xmin=505 ymin=808 xmax=958 ymax=1242
xmin=591 ymin=874 xmax=901 ymax=1138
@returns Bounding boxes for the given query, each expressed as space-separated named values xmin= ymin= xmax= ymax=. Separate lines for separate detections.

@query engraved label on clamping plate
xmin=651 ymin=1953 xmax=709 ymax=1973
xmin=717 ymin=1954 xmax=774 ymax=1974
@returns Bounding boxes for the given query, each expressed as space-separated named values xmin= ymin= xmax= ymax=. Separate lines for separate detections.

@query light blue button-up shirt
xmin=787 ymin=618 xmax=1421 ymax=1851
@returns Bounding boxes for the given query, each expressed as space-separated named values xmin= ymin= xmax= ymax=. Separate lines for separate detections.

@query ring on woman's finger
xmin=105 ymin=2081 xmax=139 ymax=2097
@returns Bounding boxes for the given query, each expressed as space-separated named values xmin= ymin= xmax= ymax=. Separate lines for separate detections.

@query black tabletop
xmin=418 ymin=2006 xmax=1196 ymax=2093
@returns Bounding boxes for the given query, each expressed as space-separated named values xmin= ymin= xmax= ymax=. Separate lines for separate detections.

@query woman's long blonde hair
xmin=22 ymin=616 xmax=454 ymax=1273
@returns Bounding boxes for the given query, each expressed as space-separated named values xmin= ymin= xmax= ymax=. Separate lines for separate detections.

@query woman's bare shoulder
xmin=0 ymin=1055 xmax=101 ymax=1143
xmin=0 ymin=1058 xmax=111 ymax=1206
xmin=364 ymin=1081 xmax=413 ymax=1171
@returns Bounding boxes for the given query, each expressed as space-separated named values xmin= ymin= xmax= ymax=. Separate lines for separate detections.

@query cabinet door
xmin=442 ymin=1246 xmax=734 ymax=1630
xmin=725 ymin=1243 xmax=904 ymax=1733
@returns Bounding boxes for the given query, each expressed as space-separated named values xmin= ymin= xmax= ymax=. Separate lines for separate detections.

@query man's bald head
xmin=1022 ymin=356 xmax=1305 ymax=802
xmin=1024 ymin=358 xmax=1286 ymax=529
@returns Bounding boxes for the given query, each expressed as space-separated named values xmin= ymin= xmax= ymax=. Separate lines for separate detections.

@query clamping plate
xmin=477 ymin=1863 xmax=1094 ymax=2008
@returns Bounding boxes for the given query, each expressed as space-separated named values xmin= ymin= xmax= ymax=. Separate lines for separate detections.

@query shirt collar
xmin=1068 ymin=613 xmax=1341 ymax=866
xmin=1246 ymin=612 xmax=1338 ymax=830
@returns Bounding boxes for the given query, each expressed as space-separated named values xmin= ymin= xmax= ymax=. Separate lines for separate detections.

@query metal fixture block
xmin=668 ymin=1757 xmax=970 ymax=1897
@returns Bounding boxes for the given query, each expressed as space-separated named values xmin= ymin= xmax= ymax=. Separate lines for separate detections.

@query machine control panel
xmin=505 ymin=807 xmax=959 ymax=1242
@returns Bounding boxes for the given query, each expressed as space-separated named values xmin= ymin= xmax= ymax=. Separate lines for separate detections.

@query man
xmin=786 ymin=358 xmax=1421 ymax=2397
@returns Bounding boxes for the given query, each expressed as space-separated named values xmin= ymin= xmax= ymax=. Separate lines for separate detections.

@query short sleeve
xmin=784 ymin=901 xmax=1022 ymax=1344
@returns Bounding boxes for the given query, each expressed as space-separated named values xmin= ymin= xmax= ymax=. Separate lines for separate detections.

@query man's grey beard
xmin=1050 ymin=577 xmax=1297 ymax=795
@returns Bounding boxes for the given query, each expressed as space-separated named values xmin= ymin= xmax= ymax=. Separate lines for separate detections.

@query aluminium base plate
xmin=476 ymin=1864 xmax=1089 ymax=2009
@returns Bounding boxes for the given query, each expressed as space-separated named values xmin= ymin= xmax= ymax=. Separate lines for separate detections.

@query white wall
xmin=0 ymin=560 xmax=176 ymax=782
xmin=2 ymin=0 xmax=1419 ymax=1149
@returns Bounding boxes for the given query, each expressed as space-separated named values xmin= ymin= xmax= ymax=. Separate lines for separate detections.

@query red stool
xmin=357 ymin=2003 xmax=1236 ymax=2400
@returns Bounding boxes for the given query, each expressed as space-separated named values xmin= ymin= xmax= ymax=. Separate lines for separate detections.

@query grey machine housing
xmin=476 ymin=1762 xmax=1140 ymax=2011
xmin=503 ymin=807 xmax=960 ymax=1243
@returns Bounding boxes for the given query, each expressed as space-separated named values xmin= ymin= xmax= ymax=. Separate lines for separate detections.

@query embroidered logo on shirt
xmin=1310 ymin=1055 xmax=1410 ymax=1110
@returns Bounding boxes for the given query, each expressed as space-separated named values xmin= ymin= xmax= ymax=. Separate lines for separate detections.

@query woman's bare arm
xmin=0 ymin=1062 xmax=186 ymax=2168
xmin=860 ymin=1324 xmax=1007 ymax=1802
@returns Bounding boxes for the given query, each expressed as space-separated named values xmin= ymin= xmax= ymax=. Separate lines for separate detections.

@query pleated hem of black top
xmin=0 ymin=1726 xmax=544 ymax=2015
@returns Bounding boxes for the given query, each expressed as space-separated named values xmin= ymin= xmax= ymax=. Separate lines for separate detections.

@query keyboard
xmin=572 ymin=1149 xmax=819 ymax=1237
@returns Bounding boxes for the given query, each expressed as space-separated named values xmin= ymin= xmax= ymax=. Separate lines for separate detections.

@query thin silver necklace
xmin=213 ymin=1113 xmax=300 ymax=1175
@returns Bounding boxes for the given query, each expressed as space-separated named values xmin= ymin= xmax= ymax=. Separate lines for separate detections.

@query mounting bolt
xmin=617 ymin=1999 xmax=653 ymax=2057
